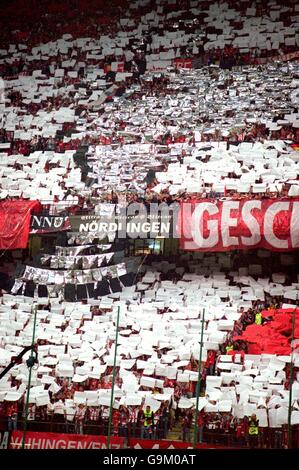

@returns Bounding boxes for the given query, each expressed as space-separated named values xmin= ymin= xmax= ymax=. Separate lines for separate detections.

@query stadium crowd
xmin=0 ymin=0 xmax=299 ymax=450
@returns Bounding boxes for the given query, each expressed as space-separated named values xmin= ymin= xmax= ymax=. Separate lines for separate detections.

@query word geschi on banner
xmin=10 ymin=431 xmax=124 ymax=450
xmin=70 ymin=203 xmax=179 ymax=239
xmin=30 ymin=215 xmax=71 ymax=234
xmin=179 ymin=199 xmax=299 ymax=252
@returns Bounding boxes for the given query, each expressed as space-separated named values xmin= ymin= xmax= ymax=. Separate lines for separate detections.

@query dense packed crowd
xmin=0 ymin=0 xmax=298 ymax=212
xmin=1 ymin=250 xmax=299 ymax=448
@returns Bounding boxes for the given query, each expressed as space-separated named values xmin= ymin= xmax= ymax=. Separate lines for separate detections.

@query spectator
xmin=141 ymin=405 xmax=155 ymax=440
xmin=128 ymin=406 xmax=138 ymax=438
xmin=236 ymin=417 xmax=248 ymax=447
xmin=118 ymin=406 xmax=129 ymax=438
xmin=6 ymin=401 xmax=18 ymax=432
xmin=255 ymin=312 xmax=263 ymax=325
xmin=181 ymin=410 xmax=192 ymax=443
xmin=74 ymin=403 xmax=86 ymax=435
xmin=248 ymin=413 xmax=260 ymax=448
xmin=86 ymin=406 xmax=100 ymax=435
xmin=197 ymin=409 xmax=205 ymax=444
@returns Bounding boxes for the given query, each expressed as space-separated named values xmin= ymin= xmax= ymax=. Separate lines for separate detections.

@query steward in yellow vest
xmin=248 ymin=417 xmax=259 ymax=435
xmin=248 ymin=414 xmax=259 ymax=448
xmin=225 ymin=344 xmax=234 ymax=354
xmin=143 ymin=406 xmax=154 ymax=428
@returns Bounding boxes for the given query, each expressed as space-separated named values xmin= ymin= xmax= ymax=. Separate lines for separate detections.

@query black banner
xmin=30 ymin=216 xmax=71 ymax=234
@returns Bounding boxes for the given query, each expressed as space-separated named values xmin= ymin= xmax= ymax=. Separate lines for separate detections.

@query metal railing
xmin=1 ymin=417 xmax=295 ymax=449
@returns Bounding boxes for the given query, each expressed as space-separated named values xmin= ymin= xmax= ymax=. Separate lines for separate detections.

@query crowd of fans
xmin=0 ymin=1 xmax=298 ymax=212
xmin=1 ymin=250 xmax=299 ymax=448
xmin=0 ymin=0 xmax=299 ymax=450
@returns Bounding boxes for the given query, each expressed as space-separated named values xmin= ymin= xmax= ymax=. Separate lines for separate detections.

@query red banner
xmin=255 ymin=50 xmax=299 ymax=64
xmin=0 ymin=200 xmax=40 ymax=250
xmin=10 ymin=431 xmax=124 ymax=449
xmin=179 ymin=198 xmax=299 ymax=252
xmin=128 ymin=438 xmax=229 ymax=449
xmin=172 ymin=58 xmax=193 ymax=69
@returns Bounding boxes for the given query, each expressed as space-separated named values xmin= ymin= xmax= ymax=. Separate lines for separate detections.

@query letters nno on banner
xmin=30 ymin=215 xmax=71 ymax=234
xmin=179 ymin=199 xmax=299 ymax=252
